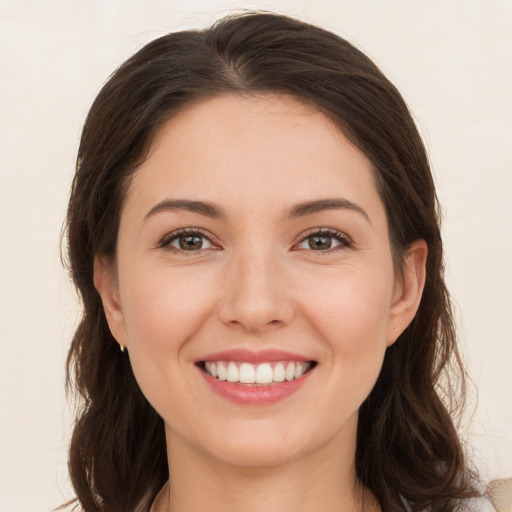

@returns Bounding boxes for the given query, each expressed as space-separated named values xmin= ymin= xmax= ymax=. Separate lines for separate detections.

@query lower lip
xmin=199 ymin=368 xmax=313 ymax=405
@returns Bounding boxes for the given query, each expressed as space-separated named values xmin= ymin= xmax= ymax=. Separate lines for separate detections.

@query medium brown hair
xmin=65 ymin=11 xmax=479 ymax=511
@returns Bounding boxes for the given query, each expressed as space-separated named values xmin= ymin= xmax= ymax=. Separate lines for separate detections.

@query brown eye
xmin=179 ymin=234 xmax=204 ymax=250
xmin=295 ymin=229 xmax=351 ymax=252
xmin=308 ymin=234 xmax=332 ymax=250
xmin=164 ymin=231 xmax=214 ymax=252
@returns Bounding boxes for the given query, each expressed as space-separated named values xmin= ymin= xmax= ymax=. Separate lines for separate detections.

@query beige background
xmin=0 ymin=0 xmax=511 ymax=510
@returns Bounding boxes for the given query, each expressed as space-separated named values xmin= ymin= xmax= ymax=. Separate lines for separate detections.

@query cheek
xmin=120 ymin=264 xmax=218 ymax=353
xmin=301 ymin=268 xmax=393 ymax=413
xmin=295 ymin=263 xmax=393 ymax=391
xmin=118 ymin=265 xmax=219 ymax=419
xmin=302 ymin=266 xmax=393 ymax=342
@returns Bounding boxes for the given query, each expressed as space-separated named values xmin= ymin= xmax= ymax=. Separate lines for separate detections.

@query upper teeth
xmin=204 ymin=361 xmax=311 ymax=385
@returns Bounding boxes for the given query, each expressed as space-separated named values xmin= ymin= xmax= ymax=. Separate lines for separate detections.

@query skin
xmin=95 ymin=94 xmax=427 ymax=512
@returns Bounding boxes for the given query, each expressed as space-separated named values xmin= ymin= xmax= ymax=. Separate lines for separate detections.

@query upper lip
xmin=198 ymin=349 xmax=314 ymax=364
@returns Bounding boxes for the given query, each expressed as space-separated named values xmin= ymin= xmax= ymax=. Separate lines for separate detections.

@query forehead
xmin=124 ymin=93 xmax=384 ymax=223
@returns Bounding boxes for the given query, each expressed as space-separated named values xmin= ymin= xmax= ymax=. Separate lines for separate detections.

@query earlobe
xmin=93 ymin=257 xmax=128 ymax=348
xmin=387 ymin=239 xmax=428 ymax=346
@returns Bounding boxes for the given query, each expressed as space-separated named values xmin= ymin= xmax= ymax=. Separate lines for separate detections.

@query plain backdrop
xmin=0 ymin=1 xmax=511 ymax=510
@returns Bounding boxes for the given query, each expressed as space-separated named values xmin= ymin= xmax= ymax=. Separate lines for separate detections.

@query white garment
xmin=466 ymin=495 xmax=497 ymax=511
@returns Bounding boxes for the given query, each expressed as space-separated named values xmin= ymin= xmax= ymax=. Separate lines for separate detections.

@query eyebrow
xmin=144 ymin=197 xmax=370 ymax=223
xmin=144 ymin=199 xmax=227 ymax=221
xmin=286 ymin=198 xmax=370 ymax=223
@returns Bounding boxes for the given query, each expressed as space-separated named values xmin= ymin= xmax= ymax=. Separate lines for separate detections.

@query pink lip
xmin=198 ymin=369 xmax=313 ymax=405
xmin=196 ymin=349 xmax=316 ymax=405
xmin=199 ymin=349 xmax=312 ymax=364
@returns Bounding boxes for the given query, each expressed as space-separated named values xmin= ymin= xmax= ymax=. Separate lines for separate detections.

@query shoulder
xmin=487 ymin=478 xmax=512 ymax=512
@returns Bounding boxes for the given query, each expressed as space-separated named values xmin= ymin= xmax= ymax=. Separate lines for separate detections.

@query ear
xmin=387 ymin=239 xmax=428 ymax=346
xmin=93 ymin=257 xmax=128 ymax=348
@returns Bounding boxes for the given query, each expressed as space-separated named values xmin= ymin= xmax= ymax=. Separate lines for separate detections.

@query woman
xmin=64 ymin=12 xmax=491 ymax=512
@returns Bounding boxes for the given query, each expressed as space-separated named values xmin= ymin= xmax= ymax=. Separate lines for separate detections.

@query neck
xmin=154 ymin=423 xmax=380 ymax=512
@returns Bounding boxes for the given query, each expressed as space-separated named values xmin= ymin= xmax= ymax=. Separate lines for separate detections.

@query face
xmin=96 ymin=94 xmax=425 ymax=468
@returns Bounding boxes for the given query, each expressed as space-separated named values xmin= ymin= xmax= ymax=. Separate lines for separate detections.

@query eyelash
xmin=158 ymin=227 xmax=353 ymax=254
xmin=294 ymin=228 xmax=353 ymax=252
xmin=158 ymin=228 xmax=219 ymax=254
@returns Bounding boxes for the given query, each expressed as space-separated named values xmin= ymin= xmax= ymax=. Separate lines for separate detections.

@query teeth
xmin=239 ymin=363 xmax=256 ymax=383
xmin=204 ymin=361 xmax=312 ymax=385
xmin=217 ymin=362 xmax=227 ymax=381
xmin=285 ymin=362 xmax=295 ymax=381
xmin=256 ymin=363 xmax=273 ymax=384
xmin=273 ymin=362 xmax=285 ymax=382
xmin=295 ymin=362 xmax=307 ymax=379
xmin=227 ymin=362 xmax=239 ymax=382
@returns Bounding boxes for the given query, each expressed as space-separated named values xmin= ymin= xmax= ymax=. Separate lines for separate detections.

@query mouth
xmin=195 ymin=349 xmax=317 ymax=404
xmin=197 ymin=360 xmax=317 ymax=386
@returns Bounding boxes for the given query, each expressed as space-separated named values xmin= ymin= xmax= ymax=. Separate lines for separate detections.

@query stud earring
xmin=119 ymin=344 xmax=125 ymax=352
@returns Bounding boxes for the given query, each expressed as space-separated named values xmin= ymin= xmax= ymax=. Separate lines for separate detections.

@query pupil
xmin=309 ymin=235 xmax=331 ymax=250
xmin=180 ymin=235 xmax=202 ymax=250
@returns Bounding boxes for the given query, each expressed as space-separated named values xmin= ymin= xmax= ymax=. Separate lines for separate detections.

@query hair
xmin=64 ymin=11 xmax=480 ymax=512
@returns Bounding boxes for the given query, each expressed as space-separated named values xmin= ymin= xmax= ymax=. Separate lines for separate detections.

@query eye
xmin=295 ymin=229 xmax=351 ymax=251
xmin=161 ymin=229 xmax=215 ymax=252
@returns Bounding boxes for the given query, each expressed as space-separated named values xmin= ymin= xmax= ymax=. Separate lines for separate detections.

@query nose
xmin=217 ymin=249 xmax=294 ymax=333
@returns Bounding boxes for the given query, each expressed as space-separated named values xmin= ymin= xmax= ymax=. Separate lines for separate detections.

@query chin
xmin=192 ymin=418 xmax=337 ymax=469
xmin=209 ymin=438 xmax=308 ymax=469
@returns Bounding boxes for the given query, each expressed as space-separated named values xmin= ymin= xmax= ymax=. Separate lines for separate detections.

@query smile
xmin=196 ymin=349 xmax=317 ymax=404
xmin=202 ymin=361 xmax=313 ymax=386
